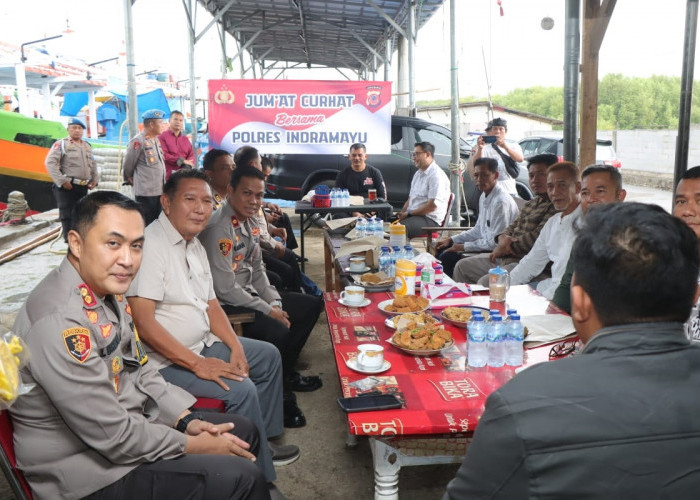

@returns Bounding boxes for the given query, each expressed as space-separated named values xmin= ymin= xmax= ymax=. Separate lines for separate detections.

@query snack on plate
xmin=443 ymin=307 xmax=490 ymax=323
xmin=394 ymin=312 xmax=439 ymax=330
xmin=0 ymin=333 xmax=32 ymax=406
xmin=361 ymin=273 xmax=382 ymax=284
xmin=384 ymin=295 xmax=430 ymax=313
xmin=392 ymin=324 xmax=452 ymax=350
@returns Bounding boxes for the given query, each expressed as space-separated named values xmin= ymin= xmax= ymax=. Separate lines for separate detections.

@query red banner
xmin=208 ymin=79 xmax=392 ymax=154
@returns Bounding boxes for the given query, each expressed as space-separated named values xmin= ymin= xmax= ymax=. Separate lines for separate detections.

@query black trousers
xmin=52 ymin=184 xmax=88 ymax=241
xmin=262 ymin=248 xmax=302 ymax=292
xmin=136 ymin=195 xmax=162 ymax=226
xmin=437 ymin=248 xmax=463 ymax=278
xmin=275 ymin=212 xmax=297 ymax=250
xmin=82 ymin=413 xmax=268 ymax=500
xmin=222 ymin=292 xmax=322 ymax=384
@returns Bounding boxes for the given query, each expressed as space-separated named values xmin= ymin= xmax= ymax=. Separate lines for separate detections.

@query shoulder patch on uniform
xmin=52 ymin=141 xmax=61 ymax=150
xmin=84 ymin=310 xmax=98 ymax=324
xmin=99 ymin=324 xmax=113 ymax=338
xmin=62 ymin=327 xmax=92 ymax=363
xmin=78 ymin=283 xmax=97 ymax=307
xmin=218 ymin=238 xmax=233 ymax=257
xmin=133 ymin=141 xmax=141 ymax=149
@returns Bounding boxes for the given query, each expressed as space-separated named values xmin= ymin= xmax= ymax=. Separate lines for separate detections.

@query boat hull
xmin=0 ymin=138 xmax=57 ymax=212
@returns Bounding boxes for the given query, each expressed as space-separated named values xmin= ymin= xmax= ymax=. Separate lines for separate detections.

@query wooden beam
xmin=579 ymin=0 xmax=616 ymax=170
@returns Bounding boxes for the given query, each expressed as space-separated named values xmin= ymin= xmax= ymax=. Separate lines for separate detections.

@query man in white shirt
xmin=127 ymin=169 xmax=296 ymax=485
xmin=396 ymin=141 xmax=451 ymax=238
xmin=434 ymin=157 xmax=519 ymax=277
xmin=507 ymin=161 xmax=582 ymax=299
xmin=467 ymin=117 xmax=524 ymax=195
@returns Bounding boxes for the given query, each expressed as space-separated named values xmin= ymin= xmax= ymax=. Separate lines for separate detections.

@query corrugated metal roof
xmin=198 ymin=0 xmax=445 ymax=73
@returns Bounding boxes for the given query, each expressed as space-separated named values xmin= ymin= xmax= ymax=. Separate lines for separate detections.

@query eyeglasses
xmin=548 ymin=338 xmax=580 ymax=360
xmin=411 ymin=151 xmax=426 ymax=157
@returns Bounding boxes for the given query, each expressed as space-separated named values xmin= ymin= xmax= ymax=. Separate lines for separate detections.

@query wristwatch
xmin=176 ymin=412 xmax=203 ymax=433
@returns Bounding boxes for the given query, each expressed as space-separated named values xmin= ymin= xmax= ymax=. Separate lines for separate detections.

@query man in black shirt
xmin=335 ymin=143 xmax=387 ymax=216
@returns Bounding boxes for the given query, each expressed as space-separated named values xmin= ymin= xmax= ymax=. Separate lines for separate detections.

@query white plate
xmin=344 ymin=266 xmax=371 ymax=274
xmin=377 ymin=298 xmax=430 ymax=316
xmin=338 ymin=297 xmax=371 ymax=308
xmin=345 ymin=358 xmax=391 ymax=374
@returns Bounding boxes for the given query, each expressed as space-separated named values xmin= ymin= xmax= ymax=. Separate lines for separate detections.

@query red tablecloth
xmin=325 ymin=285 xmax=568 ymax=436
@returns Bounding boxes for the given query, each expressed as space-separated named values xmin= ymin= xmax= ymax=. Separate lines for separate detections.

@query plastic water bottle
xmin=330 ymin=188 xmax=338 ymax=207
xmin=375 ymin=218 xmax=384 ymax=238
xmin=420 ymin=266 xmax=435 ymax=297
xmin=390 ymin=246 xmax=401 ymax=277
xmin=403 ymin=244 xmax=414 ymax=260
xmin=487 ymin=314 xmax=505 ymax=367
xmin=488 ymin=309 xmax=500 ymax=322
xmin=467 ymin=316 xmax=487 ymax=368
xmin=505 ymin=314 xmax=524 ymax=366
xmin=355 ymin=217 xmax=367 ymax=239
xmin=379 ymin=246 xmax=392 ymax=276
xmin=369 ymin=216 xmax=378 ymax=238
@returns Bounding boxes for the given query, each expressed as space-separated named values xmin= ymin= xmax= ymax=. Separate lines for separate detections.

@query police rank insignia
xmin=112 ymin=356 xmax=123 ymax=374
xmin=78 ymin=283 xmax=96 ymax=306
xmin=99 ymin=324 xmax=113 ymax=339
xmin=219 ymin=238 xmax=233 ymax=257
xmin=231 ymin=262 xmax=239 ymax=272
xmin=84 ymin=310 xmax=98 ymax=324
xmin=231 ymin=217 xmax=240 ymax=228
xmin=115 ymin=294 xmax=124 ymax=302
xmin=234 ymin=253 xmax=244 ymax=262
xmin=63 ymin=327 xmax=92 ymax=363
xmin=251 ymin=227 xmax=261 ymax=237
xmin=124 ymin=303 xmax=132 ymax=316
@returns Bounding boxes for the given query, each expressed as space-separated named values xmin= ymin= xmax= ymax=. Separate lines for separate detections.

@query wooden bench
xmin=227 ymin=312 xmax=256 ymax=336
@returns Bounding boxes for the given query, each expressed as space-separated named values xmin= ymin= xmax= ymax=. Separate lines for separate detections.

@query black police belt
xmin=71 ymin=177 xmax=90 ymax=186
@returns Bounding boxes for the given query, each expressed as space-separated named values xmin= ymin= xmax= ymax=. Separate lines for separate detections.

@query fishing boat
xmin=0 ymin=110 xmax=66 ymax=212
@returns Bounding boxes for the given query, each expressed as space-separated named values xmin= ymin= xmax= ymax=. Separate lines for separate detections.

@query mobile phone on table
xmin=483 ymin=135 xmax=497 ymax=144
xmin=337 ymin=394 xmax=402 ymax=413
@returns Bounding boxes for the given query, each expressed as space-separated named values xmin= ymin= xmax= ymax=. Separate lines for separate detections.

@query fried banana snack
xmin=0 ymin=335 xmax=25 ymax=403
xmin=392 ymin=324 xmax=452 ymax=351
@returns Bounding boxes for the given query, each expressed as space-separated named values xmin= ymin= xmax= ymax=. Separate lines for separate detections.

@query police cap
xmin=67 ymin=118 xmax=86 ymax=129
xmin=141 ymin=109 xmax=165 ymax=121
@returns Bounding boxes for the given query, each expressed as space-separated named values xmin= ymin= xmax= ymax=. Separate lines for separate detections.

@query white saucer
xmin=345 ymin=358 xmax=391 ymax=374
xmin=345 ymin=266 xmax=371 ymax=274
xmin=338 ymin=297 xmax=371 ymax=308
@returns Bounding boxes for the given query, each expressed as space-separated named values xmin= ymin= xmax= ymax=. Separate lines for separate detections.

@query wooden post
xmin=579 ymin=0 xmax=616 ymax=170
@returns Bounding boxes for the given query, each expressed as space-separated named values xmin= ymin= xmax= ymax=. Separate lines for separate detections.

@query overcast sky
xmin=1 ymin=0 xmax=697 ymax=101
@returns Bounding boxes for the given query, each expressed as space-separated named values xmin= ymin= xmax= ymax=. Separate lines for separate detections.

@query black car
xmin=265 ymin=115 xmax=533 ymax=219
xmin=518 ymin=136 xmax=621 ymax=168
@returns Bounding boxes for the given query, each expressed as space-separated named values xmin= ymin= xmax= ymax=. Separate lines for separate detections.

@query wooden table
xmin=324 ymin=285 xmax=568 ymax=499
xmin=294 ymin=200 xmax=392 ymax=271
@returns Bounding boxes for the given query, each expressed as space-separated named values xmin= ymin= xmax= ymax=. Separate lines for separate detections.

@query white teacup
xmin=340 ymin=285 xmax=365 ymax=305
xmin=357 ymin=344 xmax=384 ymax=370
xmin=349 ymin=256 xmax=366 ymax=272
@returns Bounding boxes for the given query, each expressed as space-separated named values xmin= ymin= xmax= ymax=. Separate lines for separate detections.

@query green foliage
xmin=417 ymin=75 xmax=698 ymax=130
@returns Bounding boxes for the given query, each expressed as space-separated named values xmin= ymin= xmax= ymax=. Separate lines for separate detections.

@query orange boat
xmin=0 ymin=110 xmax=66 ymax=212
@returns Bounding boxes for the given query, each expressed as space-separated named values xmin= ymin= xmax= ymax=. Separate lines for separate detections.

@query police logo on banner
xmin=63 ymin=327 xmax=92 ymax=363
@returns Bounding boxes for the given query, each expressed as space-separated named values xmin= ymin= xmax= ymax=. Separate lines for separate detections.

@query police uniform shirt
xmin=199 ymin=200 xmax=281 ymax=315
xmin=10 ymin=258 xmax=194 ymax=500
xmin=127 ymin=212 xmax=218 ymax=370
xmin=45 ymin=137 xmax=98 ymax=187
xmin=122 ymin=132 xmax=166 ymax=196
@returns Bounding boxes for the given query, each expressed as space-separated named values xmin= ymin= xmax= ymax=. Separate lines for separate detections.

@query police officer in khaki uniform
xmin=45 ymin=118 xmax=98 ymax=241
xmin=199 ymin=166 xmax=323 ymax=429
xmin=9 ymin=191 xmax=269 ymax=500
xmin=123 ymin=109 xmax=167 ymax=225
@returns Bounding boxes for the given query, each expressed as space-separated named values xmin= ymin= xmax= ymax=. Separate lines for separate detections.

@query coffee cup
xmin=349 ymin=256 xmax=366 ymax=272
xmin=340 ymin=285 xmax=365 ymax=305
xmin=357 ymin=343 xmax=384 ymax=370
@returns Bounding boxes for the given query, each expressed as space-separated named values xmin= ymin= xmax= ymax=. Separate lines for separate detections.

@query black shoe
xmin=269 ymin=441 xmax=301 ymax=466
xmin=294 ymin=253 xmax=308 ymax=263
xmin=283 ymin=393 xmax=306 ymax=428
xmin=287 ymin=372 xmax=322 ymax=392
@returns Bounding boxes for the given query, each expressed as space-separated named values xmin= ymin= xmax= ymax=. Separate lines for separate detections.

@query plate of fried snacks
xmin=388 ymin=324 xmax=454 ymax=356
xmin=355 ymin=272 xmax=394 ymax=291
xmin=385 ymin=311 xmax=441 ymax=330
xmin=378 ymin=295 xmax=430 ymax=315
xmin=440 ymin=306 xmax=490 ymax=328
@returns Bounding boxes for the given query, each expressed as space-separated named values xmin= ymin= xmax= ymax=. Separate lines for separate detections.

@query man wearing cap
xmin=45 ymin=118 xmax=98 ymax=241
xmin=159 ymin=110 xmax=195 ymax=180
xmin=123 ymin=109 xmax=167 ymax=225
xmin=468 ymin=117 xmax=524 ymax=195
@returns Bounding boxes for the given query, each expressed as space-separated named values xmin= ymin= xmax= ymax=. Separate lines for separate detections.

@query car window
xmin=415 ymin=126 xmax=453 ymax=157
xmin=595 ymin=144 xmax=616 ymax=160
xmin=390 ymin=124 xmax=404 ymax=151
xmin=520 ymin=139 xmax=538 ymax=158
xmin=542 ymin=139 xmax=558 ymax=155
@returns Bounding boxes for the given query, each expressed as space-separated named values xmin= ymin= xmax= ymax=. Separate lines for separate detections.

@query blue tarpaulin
xmin=60 ymin=93 xmax=88 ymax=116
xmin=110 ymin=89 xmax=170 ymax=119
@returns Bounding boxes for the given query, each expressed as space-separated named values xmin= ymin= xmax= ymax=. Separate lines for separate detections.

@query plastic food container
xmin=394 ymin=259 xmax=417 ymax=296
